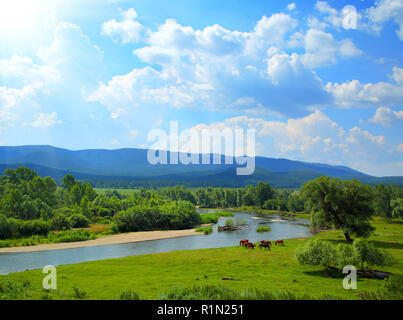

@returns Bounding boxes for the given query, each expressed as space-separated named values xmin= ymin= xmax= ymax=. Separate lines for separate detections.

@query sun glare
xmin=0 ymin=0 xmax=51 ymax=36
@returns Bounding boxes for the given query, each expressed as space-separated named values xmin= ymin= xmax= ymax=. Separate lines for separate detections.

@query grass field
xmin=1 ymin=217 xmax=402 ymax=300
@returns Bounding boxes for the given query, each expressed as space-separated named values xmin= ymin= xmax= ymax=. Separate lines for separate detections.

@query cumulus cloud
xmin=102 ymin=8 xmax=146 ymax=43
xmin=0 ymin=83 xmax=44 ymax=123
xmin=367 ymin=0 xmax=403 ymax=40
xmin=0 ymin=55 xmax=59 ymax=84
xmin=92 ymin=12 xmax=367 ymax=118
xmin=178 ymin=110 xmax=402 ymax=175
xmin=392 ymin=66 xmax=403 ymax=84
xmin=369 ymin=107 xmax=403 ymax=126
xmin=326 ymin=76 xmax=403 ymax=109
xmin=38 ymin=22 xmax=103 ymax=69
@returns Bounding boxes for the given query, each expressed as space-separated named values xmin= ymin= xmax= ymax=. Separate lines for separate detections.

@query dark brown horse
xmin=259 ymin=242 xmax=271 ymax=250
xmin=239 ymin=239 xmax=249 ymax=246
xmin=245 ymin=242 xmax=255 ymax=249
xmin=260 ymin=240 xmax=272 ymax=246
xmin=275 ymin=240 xmax=284 ymax=246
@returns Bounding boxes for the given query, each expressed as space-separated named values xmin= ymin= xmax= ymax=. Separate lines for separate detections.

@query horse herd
xmin=239 ymin=239 xmax=284 ymax=250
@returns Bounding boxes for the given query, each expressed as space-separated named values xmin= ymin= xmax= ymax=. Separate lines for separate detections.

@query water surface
xmin=0 ymin=211 xmax=312 ymax=275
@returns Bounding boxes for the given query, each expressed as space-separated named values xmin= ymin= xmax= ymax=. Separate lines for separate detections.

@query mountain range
xmin=0 ymin=145 xmax=402 ymax=188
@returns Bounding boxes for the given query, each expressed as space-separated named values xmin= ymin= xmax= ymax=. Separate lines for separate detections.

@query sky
xmin=0 ymin=0 xmax=402 ymax=176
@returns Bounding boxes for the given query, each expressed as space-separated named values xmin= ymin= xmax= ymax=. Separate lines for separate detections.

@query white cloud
xmin=327 ymin=77 xmax=403 ymax=109
xmin=367 ymin=0 xmax=403 ymax=40
xmin=301 ymin=29 xmax=361 ymax=68
xmin=38 ymin=23 xmax=103 ymax=69
xmin=177 ymin=110 xmax=402 ymax=175
xmin=102 ymin=8 xmax=146 ymax=43
xmin=392 ymin=66 xmax=403 ymax=84
xmin=25 ymin=112 xmax=61 ymax=128
xmin=0 ymin=55 xmax=59 ymax=84
xmin=369 ymin=107 xmax=403 ymax=126
xmin=0 ymin=83 xmax=44 ymax=123
xmin=287 ymin=3 xmax=296 ymax=11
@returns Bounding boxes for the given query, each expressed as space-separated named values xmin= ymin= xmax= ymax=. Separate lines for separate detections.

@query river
xmin=0 ymin=211 xmax=313 ymax=275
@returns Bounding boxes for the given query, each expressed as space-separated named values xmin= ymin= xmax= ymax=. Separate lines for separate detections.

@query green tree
xmin=301 ymin=176 xmax=374 ymax=242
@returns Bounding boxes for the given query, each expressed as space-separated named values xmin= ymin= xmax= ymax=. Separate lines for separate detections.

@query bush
xmin=195 ymin=226 xmax=213 ymax=234
xmin=111 ymin=201 xmax=201 ymax=233
xmin=256 ymin=226 xmax=271 ymax=233
xmin=200 ymin=213 xmax=219 ymax=224
xmin=297 ymin=239 xmax=395 ymax=271
xmin=118 ymin=289 xmax=141 ymax=300
xmin=69 ymin=214 xmax=90 ymax=228
xmin=352 ymin=239 xmax=395 ymax=270
xmin=50 ymin=213 xmax=71 ymax=231
xmin=159 ymin=285 xmax=343 ymax=300
xmin=360 ymin=275 xmax=403 ymax=300
xmin=50 ymin=230 xmax=96 ymax=243
xmin=296 ymin=239 xmax=338 ymax=268
xmin=72 ymin=287 xmax=88 ymax=299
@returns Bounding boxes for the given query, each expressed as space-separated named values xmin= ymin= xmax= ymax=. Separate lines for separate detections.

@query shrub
xmin=297 ymin=239 xmax=396 ymax=271
xmin=352 ymin=239 xmax=395 ymax=270
xmin=72 ymin=287 xmax=87 ymax=299
xmin=50 ymin=213 xmax=71 ymax=231
xmin=159 ymin=285 xmax=343 ymax=300
xmin=360 ymin=275 xmax=403 ymax=300
xmin=256 ymin=226 xmax=271 ymax=233
xmin=195 ymin=226 xmax=213 ymax=234
xmin=296 ymin=239 xmax=338 ymax=268
xmin=50 ymin=230 xmax=96 ymax=243
xmin=200 ymin=213 xmax=219 ymax=224
xmin=118 ymin=289 xmax=141 ymax=300
xmin=69 ymin=214 xmax=90 ymax=228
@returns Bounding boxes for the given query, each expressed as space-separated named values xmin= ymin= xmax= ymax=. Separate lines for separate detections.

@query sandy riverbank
xmin=0 ymin=229 xmax=201 ymax=253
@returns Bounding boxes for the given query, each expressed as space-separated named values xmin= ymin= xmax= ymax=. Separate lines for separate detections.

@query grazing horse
xmin=259 ymin=242 xmax=271 ymax=250
xmin=275 ymin=240 xmax=284 ymax=246
xmin=239 ymin=239 xmax=249 ymax=247
xmin=245 ymin=242 xmax=255 ymax=249
xmin=260 ymin=240 xmax=272 ymax=247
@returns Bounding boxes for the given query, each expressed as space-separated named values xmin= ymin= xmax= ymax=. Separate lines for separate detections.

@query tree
xmin=391 ymin=199 xmax=403 ymax=220
xmin=62 ymin=174 xmax=76 ymax=191
xmin=256 ymin=182 xmax=274 ymax=206
xmin=373 ymin=184 xmax=400 ymax=219
xmin=301 ymin=176 xmax=374 ymax=242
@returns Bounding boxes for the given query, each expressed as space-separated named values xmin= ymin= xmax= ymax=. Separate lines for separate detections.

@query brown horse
xmin=275 ymin=240 xmax=284 ymax=246
xmin=260 ymin=240 xmax=272 ymax=247
xmin=245 ymin=242 xmax=255 ymax=249
xmin=259 ymin=242 xmax=271 ymax=250
xmin=239 ymin=239 xmax=249 ymax=247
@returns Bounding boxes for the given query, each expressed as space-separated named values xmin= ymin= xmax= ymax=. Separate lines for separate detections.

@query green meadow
xmin=1 ymin=217 xmax=402 ymax=300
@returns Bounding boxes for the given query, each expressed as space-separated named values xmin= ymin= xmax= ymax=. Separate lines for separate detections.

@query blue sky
xmin=0 ymin=0 xmax=402 ymax=176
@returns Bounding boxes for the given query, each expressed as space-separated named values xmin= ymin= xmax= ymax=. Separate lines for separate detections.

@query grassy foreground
xmin=1 ymin=217 xmax=402 ymax=300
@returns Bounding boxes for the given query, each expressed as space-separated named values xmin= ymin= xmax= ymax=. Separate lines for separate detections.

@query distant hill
xmin=0 ymin=145 xmax=402 ymax=188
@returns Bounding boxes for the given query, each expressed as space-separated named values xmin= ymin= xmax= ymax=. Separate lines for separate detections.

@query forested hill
xmin=0 ymin=145 xmax=402 ymax=188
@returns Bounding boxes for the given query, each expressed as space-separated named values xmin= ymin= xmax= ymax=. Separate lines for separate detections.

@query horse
xmin=245 ymin=242 xmax=255 ymax=249
xmin=239 ymin=239 xmax=249 ymax=247
xmin=275 ymin=240 xmax=284 ymax=246
xmin=260 ymin=240 xmax=272 ymax=247
xmin=258 ymin=242 xmax=271 ymax=250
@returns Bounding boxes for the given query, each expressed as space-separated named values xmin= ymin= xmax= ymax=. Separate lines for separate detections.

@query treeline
xmin=0 ymin=167 xmax=402 ymax=240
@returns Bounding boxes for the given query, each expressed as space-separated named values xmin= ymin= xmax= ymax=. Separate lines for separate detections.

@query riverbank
xmin=0 ymin=229 xmax=200 ymax=253
xmin=1 ymin=217 xmax=401 ymax=300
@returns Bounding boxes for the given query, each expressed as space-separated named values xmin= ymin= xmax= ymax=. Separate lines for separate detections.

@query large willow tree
xmin=301 ymin=176 xmax=374 ymax=242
